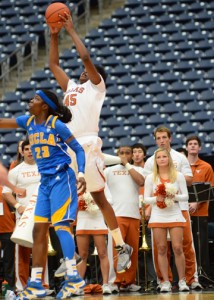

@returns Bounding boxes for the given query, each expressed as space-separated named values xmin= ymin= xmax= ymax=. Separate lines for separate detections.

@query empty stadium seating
xmin=0 ymin=0 xmax=214 ymax=164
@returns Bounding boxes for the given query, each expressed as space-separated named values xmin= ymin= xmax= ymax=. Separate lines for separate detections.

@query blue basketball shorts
xmin=34 ymin=167 xmax=78 ymax=225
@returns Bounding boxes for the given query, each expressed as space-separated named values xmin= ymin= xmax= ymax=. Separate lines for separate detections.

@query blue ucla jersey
xmin=16 ymin=115 xmax=72 ymax=175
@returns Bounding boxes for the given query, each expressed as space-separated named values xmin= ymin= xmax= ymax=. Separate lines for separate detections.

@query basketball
xmin=45 ymin=2 xmax=70 ymax=28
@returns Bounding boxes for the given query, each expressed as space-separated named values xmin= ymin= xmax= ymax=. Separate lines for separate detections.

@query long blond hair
xmin=153 ymin=148 xmax=177 ymax=183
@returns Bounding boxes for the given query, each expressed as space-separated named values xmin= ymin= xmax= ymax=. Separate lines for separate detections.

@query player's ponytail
xmin=39 ymin=89 xmax=72 ymax=123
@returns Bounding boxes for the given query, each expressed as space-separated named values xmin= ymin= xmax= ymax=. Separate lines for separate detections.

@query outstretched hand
xmin=59 ymin=12 xmax=74 ymax=31
xmin=49 ymin=26 xmax=61 ymax=34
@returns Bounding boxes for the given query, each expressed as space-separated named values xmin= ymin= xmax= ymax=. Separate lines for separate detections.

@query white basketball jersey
xmin=3 ymin=162 xmax=40 ymax=208
xmin=64 ymin=78 xmax=106 ymax=137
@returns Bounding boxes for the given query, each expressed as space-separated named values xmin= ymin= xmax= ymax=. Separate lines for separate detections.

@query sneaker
xmin=128 ymin=284 xmax=142 ymax=292
xmin=148 ymin=280 xmax=157 ymax=291
xmin=5 ymin=290 xmax=16 ymax=300
xmin=110 ymin=284 xmax=119 ymax=293
xmin=178 ymin=279 xmax=190 ymax=292
xmin=120 ymin=284 xmax=141 ymax=292
xmin=190 ymin=281 xmax=203 ymax=290
xmin=56 ymin=275 xmax=85 ymax=299
xmin=45 ymin=288 xmax=55 ymax=296
xmin=65 ymin=274 xmax=85 ymax=290
xmin=102 ymin=284 xmax=112 ymax=295
xmin=160 ymin=281 xmax=172 ymax=292
xmin=54 ymin=254 xmax=83 ymax=278
xmin=55 ymin=258 xmax=67 ymax=278
xmin=16 ymin=281 xmax=46 ymax=299
xmin=115 ymin=244 xmax=133 ymax=273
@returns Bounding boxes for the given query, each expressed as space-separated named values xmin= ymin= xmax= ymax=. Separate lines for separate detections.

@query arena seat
xmin=1 ymin=0 xmax=214 ymax=157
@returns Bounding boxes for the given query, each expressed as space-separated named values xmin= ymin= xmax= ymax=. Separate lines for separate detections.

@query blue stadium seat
xmin=141 ymin=103 xmax=159 ymax=115
xmin=200 ymin=121 xmax=214 ymax=132
xmin=184 ymin=101 xmax=204 ymax=112
xmin=100 ymin=106 xmax=115 ymax=118
xmin=199 ymin=90 xmax=214 ymax=102
xmin=170 ymin=112 xmax=191 ymax=124
xmin=126 ymin=84 xmax=144 ymax=96
xmin=161 ymin=103 xmax=180 ymax=114
xmin=5 ymin=102 xmax=26 ymax=113
xmin=206 ymin=132 xmax=214 ymax=143
xmin=0 ymin=132 xmax=23 ymax=144
xmin=177 ymin=121 xmax=198 ymax=134
xmin=1 ymin=91 xmax=21 ymax=103
xmin=124 ymin=115 xmax=144 ymax=126
xmin=153 ymin=93 xmax=175 ymax=104
xmin=190 ymin=80 xmax=210 ymax=92
xmin=17 ymin=81 xmax=37 ymax=92
xmin=175 ymin=91 xmax=195 ymax=103
xmin=141 ymin=135 xmax=155 ymax=147
xmin=102 ymin=137 xmax=116 ymax=150
xmin=116 ymin=136 xmax=137 ymax=147
xmin=116 ymin=104 xmax=139 ymax=117
xmin=145 ymin=114 xmax=168 ymax=125
xmin=191 ymin=111 xmax=211 ymax=122
xmin=146 ymin=82 xmax=167 ymax=94
xmin=1 ymin=155 xmax=13 ymax=168
xmin=110 ymin=126 xmax=132 ymax=138
xmin=147 ymin=146 xmax=157 ymax=157
xmin=168 ymin=81 xmax=189 ymax=93
xmin=104 ymin=116 xmax=124 ymax=129
xmin=160 ymin=72 xmax=179 ymax=83
xmin=181 ymin=70 xmax=202 ymax=82
xmin=111 ymin=95 xmax=130 ymax=107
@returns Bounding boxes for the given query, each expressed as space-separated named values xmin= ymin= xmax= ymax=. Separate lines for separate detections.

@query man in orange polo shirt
xmin=186 ymin=135 xmax=214 ymax=280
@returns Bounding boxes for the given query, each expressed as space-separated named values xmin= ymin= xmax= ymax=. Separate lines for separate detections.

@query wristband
xmin=78 ymin=172 xmax=85 ymax=179
xmin=125 ymin=163 xmax=133 ymax=171
xmin=14 ymin=203 xmax=21 ymax=210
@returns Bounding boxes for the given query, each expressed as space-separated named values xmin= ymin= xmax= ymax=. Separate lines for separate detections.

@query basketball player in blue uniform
xmin=0 ymin=89 xmax=86 ymax=299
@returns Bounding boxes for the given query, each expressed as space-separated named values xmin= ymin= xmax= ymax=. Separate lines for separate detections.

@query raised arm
xmin=49 ymin=13 xmax=101 ymax=87
xmin=49 ymin=28 xmax=70 ymax=92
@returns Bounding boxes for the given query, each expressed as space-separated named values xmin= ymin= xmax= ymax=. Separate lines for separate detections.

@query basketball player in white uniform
xmin=48 ymin=13 xmax=132 ymax=273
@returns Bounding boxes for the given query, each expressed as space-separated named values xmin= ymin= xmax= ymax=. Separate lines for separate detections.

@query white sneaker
xmin=128 ymin=284 xmax=142 ymax=292
xmin=190 ymin=281 xmax=203 ymax=290
xmin=178 ymin=279 xmax=190 ymax=292
xmin=102 ymin=284 xmax=112 ymax=295
xmin=110 ymin=284 xmax=119 ymax=293
xmin=5 ymin=290 xmax=16 ymax=300
xmin=120 ymin=284 xmax=141 ymax=292
xmin=160 ymin=281 xmax=172 ymax=292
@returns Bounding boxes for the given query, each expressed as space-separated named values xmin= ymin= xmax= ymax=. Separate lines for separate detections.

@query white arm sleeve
xmin=144 ymin=174 xmax=157 ymax=204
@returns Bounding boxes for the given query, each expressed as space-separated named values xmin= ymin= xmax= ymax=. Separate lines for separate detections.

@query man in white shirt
xmin=144 ymin=126 xmax=202 ymax=290
xmin=105 ymin=146 xmax=145 ymax=292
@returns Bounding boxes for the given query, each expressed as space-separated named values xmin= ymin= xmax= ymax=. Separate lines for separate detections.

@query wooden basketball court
xmin=48 ymin=290 xmax=214 ymax=300
xmin=74 ymin=290 xmax=214 ymax=300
